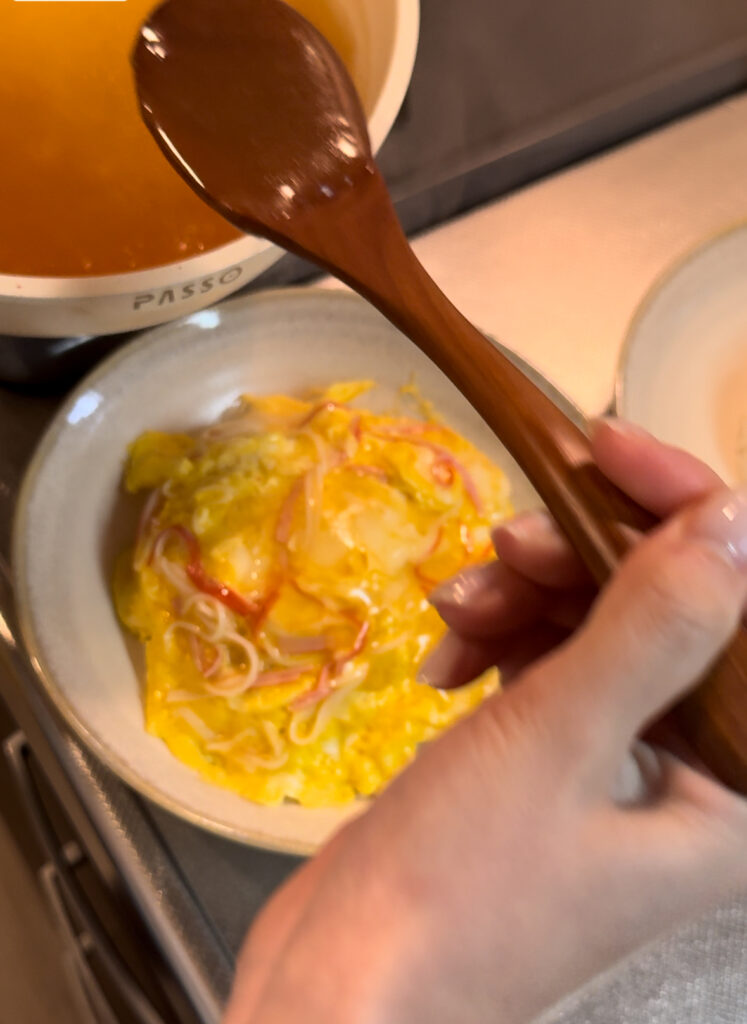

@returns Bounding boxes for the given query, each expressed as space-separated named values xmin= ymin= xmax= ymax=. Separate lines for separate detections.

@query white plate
xmin=617 ymin=224 xmax=747 ymax=486
xmin=14 ymin=288 xmax=581 ymax=854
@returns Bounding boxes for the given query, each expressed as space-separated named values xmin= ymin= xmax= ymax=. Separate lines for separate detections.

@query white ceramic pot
xmin=0 ymin=0 xmax=419 ymax=339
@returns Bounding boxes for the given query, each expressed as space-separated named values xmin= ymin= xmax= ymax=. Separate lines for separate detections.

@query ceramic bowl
xmin=14 ymin=288 xmax=581 ymax=853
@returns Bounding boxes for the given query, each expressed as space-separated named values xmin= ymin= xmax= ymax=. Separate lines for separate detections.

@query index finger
xmin=493 ymin=421 xmax=725 ymax=589
xmin=590 ymin=419 xmax=724 ymax=516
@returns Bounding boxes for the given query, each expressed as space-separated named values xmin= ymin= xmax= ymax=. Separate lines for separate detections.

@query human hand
xmin=225 ymin=420 xmax=747 ymax=1024
xmin=420 ymin=417 xmax=741 ymax=692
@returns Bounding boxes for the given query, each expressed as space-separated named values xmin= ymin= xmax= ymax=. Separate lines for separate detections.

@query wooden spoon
xmin=132 ymin=0 xmax=746 ymax=792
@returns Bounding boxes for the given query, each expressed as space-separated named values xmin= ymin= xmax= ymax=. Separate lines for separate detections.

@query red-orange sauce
xmin=0 ymin=0 xmax=356 ymax=277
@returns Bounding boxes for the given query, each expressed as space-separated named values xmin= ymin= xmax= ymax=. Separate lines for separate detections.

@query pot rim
xmin=0 ymin=235 xmax=273 ymax=300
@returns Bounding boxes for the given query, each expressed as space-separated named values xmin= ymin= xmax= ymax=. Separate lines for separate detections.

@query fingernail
xmin=429 ymin=564 xmax=490 ymax=609
xmin=493 ymin=508 xmax=554 ymax=545
xmin=591 ymin=416 xmax=652 ymax=440
xmin=686 ymin=486 xmax=747 ymax=571
xmin=417 ymin=633 xmax=460 ymax=688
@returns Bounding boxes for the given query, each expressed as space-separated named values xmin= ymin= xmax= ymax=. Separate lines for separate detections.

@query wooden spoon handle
xmin=299 ymin=172 xmax=747 ymax=792
xmin=384 ymin=282 xmax=654 ymax=582
xmin=677 ymin=629 xmax=747 ymax=793
xmin=376 ymin=236 xmax=747 ymax=793
xmin=306 ymin=173 xmax=655 ymax=581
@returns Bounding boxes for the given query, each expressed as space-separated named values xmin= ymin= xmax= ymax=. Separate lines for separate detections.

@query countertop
xmin=334 ymin=90 xmax=747 ymax=418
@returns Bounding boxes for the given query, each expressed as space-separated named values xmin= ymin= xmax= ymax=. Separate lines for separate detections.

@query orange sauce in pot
xmin=0 ymin=0 xmax=356 ymax=278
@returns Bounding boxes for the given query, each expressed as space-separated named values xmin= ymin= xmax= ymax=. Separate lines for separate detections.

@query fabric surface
xmin=541 ymin=897 xmax=747 ymax=1024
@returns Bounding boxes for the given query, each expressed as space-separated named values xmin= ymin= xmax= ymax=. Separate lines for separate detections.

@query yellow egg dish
xmin=114 ymin=381 xmax=512 ymax=806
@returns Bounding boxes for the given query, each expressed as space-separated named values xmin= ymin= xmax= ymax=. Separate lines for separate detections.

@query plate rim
xmin=12 ymin=285 xmax=582 ymax=852
xmin=614 ymin=217 xmax=747 ymax=416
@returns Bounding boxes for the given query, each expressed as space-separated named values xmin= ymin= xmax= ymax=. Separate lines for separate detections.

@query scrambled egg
xmin=114 ymin=381 xmax=512 ymax=806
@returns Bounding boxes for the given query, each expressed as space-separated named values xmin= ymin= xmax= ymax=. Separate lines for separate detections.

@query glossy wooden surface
xmin=133 ymin=0 xmax=746 ymax=793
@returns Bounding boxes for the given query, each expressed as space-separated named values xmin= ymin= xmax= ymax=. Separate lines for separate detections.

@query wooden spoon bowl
xmin=132 ymin=0 xmax=746 ymax=792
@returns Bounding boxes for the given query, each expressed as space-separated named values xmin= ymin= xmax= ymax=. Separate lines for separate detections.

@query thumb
xmin=528 ymin=487 xmax=747 ymax=774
